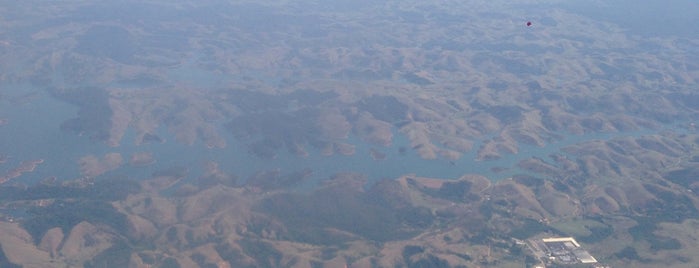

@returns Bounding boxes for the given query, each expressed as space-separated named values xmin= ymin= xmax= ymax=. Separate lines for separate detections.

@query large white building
xmin=540 ymin=237 xmax=598 ymax=264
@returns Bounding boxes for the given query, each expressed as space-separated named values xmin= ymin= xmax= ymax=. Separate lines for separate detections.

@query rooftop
xmin=528 ymin=236 xmax=598 ymax=265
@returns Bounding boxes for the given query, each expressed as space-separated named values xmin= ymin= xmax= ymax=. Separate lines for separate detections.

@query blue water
xmin=0 ymin=83 xmax=665 ymax=188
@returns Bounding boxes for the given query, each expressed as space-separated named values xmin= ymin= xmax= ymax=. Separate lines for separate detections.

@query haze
xmin=0 ymin=1 xmax=697 ymax=267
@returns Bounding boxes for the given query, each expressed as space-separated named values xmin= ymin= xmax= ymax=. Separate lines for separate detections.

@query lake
xmin=0 ymin=83 xmax=665 ymax=188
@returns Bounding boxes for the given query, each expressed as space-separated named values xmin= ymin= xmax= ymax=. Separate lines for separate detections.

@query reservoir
xmin=0 ymin=84 xmax=666 ymax=187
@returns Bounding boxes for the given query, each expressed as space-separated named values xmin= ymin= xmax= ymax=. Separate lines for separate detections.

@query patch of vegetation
xmin=402 ymin=72 xmax=434 ymax=86
xmin=478 ymin=202 xmax=495 ymax=219
xmin=438 ymin=180 xmax=472 ymax=200
xmin=664 ymin=167 xmax=699 ymax=187
xmin=215 ymin=242 xmax=255 ymax=268
xmin=158 ymin=257 xmax=181 ymax=268
xmin=402 ymin=245 xmax=425 ymax=260
xmin=258 ymin=186 xmax=433 ymax=244
xmin=628 ymin=217 xmax=655 ymax=241
xmin=310 ymin=260 xmax=324 ymax=268
xmin=649 ymin=237 xmax=682 ymax=251
xmin=407 ymin=254 xmax=450 ymax=268
xmin=422 ymin=180 xmax=481 ymax=202
xmin=356 ymin=95 xmax=409 ymax=123
xmin=6 ymin=178 xmax=139 ymax=245
xmin=614 ymin=246 xmax=643 ymax=261
xmin=577 ymin=224 xmax=613 ymax=244
xmin=552 ymin=218 xmax=613 ymax=244
xmin=509 ymin=218 xmax=556 ymax=240
xmin=509 ymin=242 xmax=524 ymax=256
xmin=524 ymin=254 xmax=539 ymax=266
xmin=22 ymin=200 xmax=129 ymax=244
xmin=639 ymin=183 xmax=698 ymax=221
xmin=551 ymin=180 xmax=571 ymax=193
xmin=84 ymin=240 xmax=132 ymax=268
xmin=239 ymin=239 xmax=283 ymax=267
xmin=487 ymin=105 xmax=523 ymax=125
xmin=629 ymin=216 xmax=683 ymax=252
xmin=443 ymin=235 xmax=452 ymax=242
xmin=513 ymin=175 xmax=544 ymax=188
xmin=191 ymin=253 xmax=220 ymax=268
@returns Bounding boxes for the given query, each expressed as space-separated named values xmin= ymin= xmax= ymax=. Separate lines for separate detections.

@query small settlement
xmin=526 ymin=237 xmax=609 ymax=268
